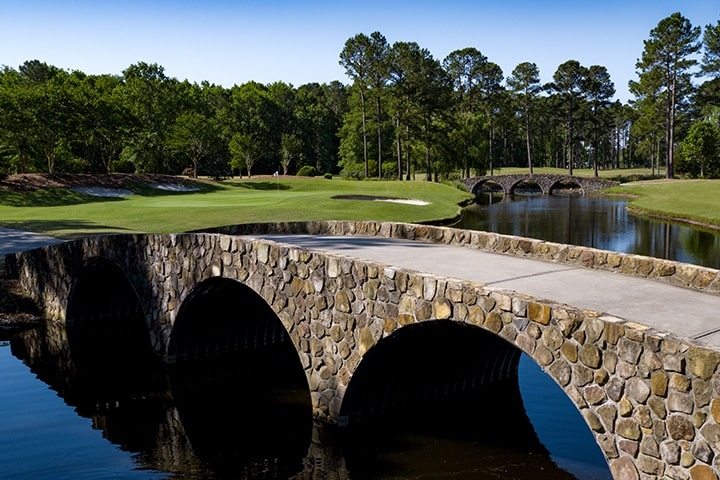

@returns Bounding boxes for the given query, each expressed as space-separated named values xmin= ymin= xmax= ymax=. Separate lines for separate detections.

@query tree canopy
xmin=1 ymin=11 xmax=719 ymax=179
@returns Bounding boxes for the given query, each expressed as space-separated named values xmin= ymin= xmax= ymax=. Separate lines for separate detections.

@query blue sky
xmin=1 ymin=1 xmax=718 ymax=101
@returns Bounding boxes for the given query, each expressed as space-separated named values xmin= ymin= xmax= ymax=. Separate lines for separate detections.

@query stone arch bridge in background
xmin=9 ymin=220 xmax=720 ymax=480
xmin=462 ymin=174 xmax=619 ymax=196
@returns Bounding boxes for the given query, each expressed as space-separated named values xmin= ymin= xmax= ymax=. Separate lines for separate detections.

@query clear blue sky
xmin=1 ymin=0 xmax=717 ymax=102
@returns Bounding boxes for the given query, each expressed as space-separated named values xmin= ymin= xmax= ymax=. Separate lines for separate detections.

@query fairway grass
xmin=0 ymin=176 xmax=472 ymax=239
xmin=606 ymin=179 xmax=720 ymax=229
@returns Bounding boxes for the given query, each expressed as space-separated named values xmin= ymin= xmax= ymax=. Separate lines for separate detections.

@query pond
xmin=0 ymin=318 xmax=612 ymax=479
xmin=456 ymin=194 xmax=720 ymax=270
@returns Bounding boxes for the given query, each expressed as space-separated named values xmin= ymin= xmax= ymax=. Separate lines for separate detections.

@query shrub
xmin=323 ymin=173 xmax=333 ymax=179
xmin=297 ymin=165 xmax=320 ymax=177
xmin=382 ymin=161 xmax=397 ymax=179
xmin=114 ymin=159 xmax=136 ymax=174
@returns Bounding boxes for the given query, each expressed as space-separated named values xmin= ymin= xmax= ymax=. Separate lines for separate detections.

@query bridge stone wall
xmin=10 ymin=221 xmax=720 ymax=480
xmin=462 ymin=174 xmax=619 ymax=195
xmin=205 ymin=221 xmax=720 ymax=296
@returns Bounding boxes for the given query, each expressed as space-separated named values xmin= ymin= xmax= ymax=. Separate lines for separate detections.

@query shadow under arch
xmin=549 ymin=178 xmax=584 ymax=196
xmin=338 ymin=320 xmax=583 ymax=479
xmin=65 ymin=256 xmax=151 ymax=360
xmin=339 ymin=321 xmax=525 ymax=437
xmin=473 ymin=179 xmax=504 ymax=196
xmin=510 ymin=178 xmax=543 ymax=196
xmin=167 ymin=276 xmax=312 ymax=477
xmin=63 ymin=256 xmax=164 ymax=440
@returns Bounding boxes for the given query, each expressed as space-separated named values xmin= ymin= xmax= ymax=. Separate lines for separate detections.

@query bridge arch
xmin=168 ymin=276 xmax=300 ymax=364
xmin=66 ymin=256 xmax=151 ymax=360
xmin=547 ymin=178 xmax=584 ymax=195
xmin=339 ymin=320 xmax=523 ymax=428
xmin=167 ymin=276 xmax=313 ymax=473
xmin=508 ymin=178 xmax=543 ymax=196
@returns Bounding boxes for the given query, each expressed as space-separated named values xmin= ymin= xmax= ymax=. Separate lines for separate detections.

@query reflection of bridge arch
xmin=463 ymin=174 xmax=618 ymax=196
xmin=168 ymin=276 xmax=312 ymax=475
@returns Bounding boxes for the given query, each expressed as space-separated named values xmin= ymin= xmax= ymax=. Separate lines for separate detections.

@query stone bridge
xmin=8 ymin=221 xmax=720 ymax=480
xmin=462 ymin=174 xmax=619 ymax=196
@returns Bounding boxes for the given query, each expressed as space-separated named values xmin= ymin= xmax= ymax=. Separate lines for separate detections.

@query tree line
xmin=0 ymin=11 xmax=718 ymax=180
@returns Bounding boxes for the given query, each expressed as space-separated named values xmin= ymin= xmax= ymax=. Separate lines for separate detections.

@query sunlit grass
xmin=0 ymin=176 xmax=472 ymax=239
xmin=605 ymin=179 xmax=720 ymax=228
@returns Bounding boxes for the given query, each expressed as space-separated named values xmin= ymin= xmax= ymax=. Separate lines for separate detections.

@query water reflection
xmin=7 ymin=318 xmax=607 ymax=479
xmin=1 ymin=259 xmax=614 ymax=479
xmin=458 ymin=194 xmax=720 ymax=269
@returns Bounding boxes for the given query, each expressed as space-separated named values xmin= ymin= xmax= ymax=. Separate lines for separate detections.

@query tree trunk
xmin=487 ymin=109 xmax=494 ymax=176
xmin=425 ymin=118 xmax=431 ymax=182
xmin=376 ymin=96 xmax=382 ymax=178
xmin=666 ymin=76 xmax=677 ymax=179
xmin=405 ymin=124 xmax=411 ymax=181
xmin=395 ymin=117 xmax=402 ymax=180
xmin=525 ymin=111 xmax=533 ymax=174
xmin=360 ymin=90 xmax=368 ymax=178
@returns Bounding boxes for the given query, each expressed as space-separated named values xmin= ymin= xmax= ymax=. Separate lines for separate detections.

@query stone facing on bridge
xmin=10 ymin=221 xmax=720 ymax=480
xmin=461 ymin=173 xmax=620 ymax=196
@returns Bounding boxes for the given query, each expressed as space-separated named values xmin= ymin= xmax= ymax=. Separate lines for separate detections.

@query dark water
xmin=0 ymin=322 xmax=612 ymax=480
xmin=457 ymin=194 xmax=720 ymax=269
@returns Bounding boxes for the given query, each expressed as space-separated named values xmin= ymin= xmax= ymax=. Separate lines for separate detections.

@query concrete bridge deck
xmin=245 ymin=234 xmax=720 ymax=350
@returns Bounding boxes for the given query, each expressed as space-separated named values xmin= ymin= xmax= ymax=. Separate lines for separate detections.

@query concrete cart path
xmin=244 ymin=234 xmax=720 ymax=350
xmin=0 ymin=228 xmax=65 ymax=256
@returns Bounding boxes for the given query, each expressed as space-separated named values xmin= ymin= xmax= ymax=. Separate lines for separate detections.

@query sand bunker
xmin=70 ymin=183 xmax=199 ymax=197
xmin=71 ymin=187 xmax=133 ymax=197
xmin=332 ymin=194 xmax=430 ymax=206
xmin=149 ymin=183 xmax=200 ymax=192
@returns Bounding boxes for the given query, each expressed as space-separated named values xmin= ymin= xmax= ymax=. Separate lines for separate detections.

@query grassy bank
xmin=605 ymin=179 xmax=720 ymax=229
xmin=0 ymin=176 xmax=471 ymax=239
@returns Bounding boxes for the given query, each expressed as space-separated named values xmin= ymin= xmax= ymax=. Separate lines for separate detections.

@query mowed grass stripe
xmin=0 ymin=177 xmax=471 ymax=239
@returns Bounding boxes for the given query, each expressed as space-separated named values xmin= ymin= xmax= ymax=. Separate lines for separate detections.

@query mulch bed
xmin=0 ymin=260 xmax=43 ymax=336
xmin=0 ymin=173 xmax=193 ymax=192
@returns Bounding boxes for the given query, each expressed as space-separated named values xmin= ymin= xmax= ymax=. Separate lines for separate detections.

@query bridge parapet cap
xmin=202 ymin=220 xmax=720 ymax=298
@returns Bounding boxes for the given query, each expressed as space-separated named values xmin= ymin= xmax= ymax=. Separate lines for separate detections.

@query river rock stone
xmin=610 ymin=456 xmax=640 ymax=480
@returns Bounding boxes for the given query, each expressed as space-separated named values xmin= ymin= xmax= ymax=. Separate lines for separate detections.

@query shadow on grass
xmin=0 ymin=189 xmax=126 ymax=207
xmin=0 ymin=180 xmax=224 ymax=207
xmin=231 ymin=181 xmax=292 ymax=191
xmin=0 ymin=220 xmax=132 ymax=241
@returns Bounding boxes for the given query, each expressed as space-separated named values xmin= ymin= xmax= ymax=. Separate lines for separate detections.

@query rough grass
xmin=0 ymin=176 xmax=472 ymax=239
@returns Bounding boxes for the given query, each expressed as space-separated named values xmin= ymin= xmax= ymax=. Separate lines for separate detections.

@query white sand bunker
xmin=71 ymin=187 xmax=133 ymax=197
xmin=332 ymin=194 xmax=430 ymax=206
xmin=377 ymin=198 xmax=430 ymax=206
xmin=150 ymin=183 xmax=200 ymax=192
